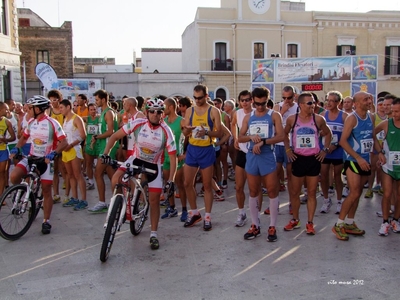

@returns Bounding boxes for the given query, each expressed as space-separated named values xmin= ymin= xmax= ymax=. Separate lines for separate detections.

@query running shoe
xmin=228 ymin=169 xmax=235 ymax=181
xmin=264 ymin=207 xmax=270 ymax=215
xmin=180 ymin=210 xmax=188 ymax=222
xmin=150 ymin=236 xmax=159 ymax=250
xmin=161 ymin=207 xmax=178 ymax=219
xmin=378 ymin=188 xmax=384 ymax=196
xmin=197 ymin=187 xmax=205 ymax=197
xmin=262 ymin=188 xmax=268 ymax=196
xmin=88 ymin=202 xmax=108 ymax=213
xmin=279 ymin=184 xmax=286 ymax=192
xmin=267 ymin=226 xmax=277 ymax=242
xmin=183 ymin=212 xmax=202 ymax=227
xmin=378 ymin=222 xmax=390 ymax=236
xmin=328 ymin=188 xmax=335 ymax=195
xmin=300 ymin=194 xmax=308 ymax=204
xmin=214 ymin=190 xmax=225 ymax=201
xmin=235 ymin=213 xmax=247 ymax=227
xmin=376 ymin=210 xmax=393 ymax=217
xmin=41 ymin=221 xmax=52 ymax=234
xmin=203 ymin=216 xmax=212 ymax=231
xmin=320 ymin=198 xmax=332 ymax=213
xmin=73 ymin=200 xmax=88 ymax=211
xmin=86 ymin=182 xmax=95 ymax=190
xmin=221 ymin=180 xmax=228 ymax=189
xmin=364 ymin=189 xmax=373 ymax=198
xmin=175 ymin=192 xmax=180 ymax=198
xmin=391 ymin=219 xmax=400 ymax=233
xmin=62 ymin=182 xmax=66 ymax=189
xmin=335 ymin=201 xmax=342 ymax=214
xmin=364 ymin=182 xmax=369 ymax=188
xmin=344 ymin=222 xmax=365 ymax=235
xmin=62 ymin=197 xmax=79 ymax=207
xmin=306 ymin=222 xmax=316 ymax=235
xmin=342 ymin=186 xmax=350 ymax=197
xmin=332 ymin=223 xmax=349 ymax=241
xmin=244 ymin=224 xmax=261 ymax=240
xmin=372 ymin=185 xmax=381 ymax=193
xmin=53 ymin=195 xmax=61 ymax=204
xmin=284 ymin=219 xmax=301 ymax=231
xmin=160 ymin=199 xmax=169 ymax=207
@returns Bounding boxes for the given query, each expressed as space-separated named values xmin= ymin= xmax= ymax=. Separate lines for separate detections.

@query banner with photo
xmin=352 ymin=55 xmax=378 ymax=80
xmin=252 ymin=59 xmax=275 ymax=82
xmin=57 ymin=79 xmax=102 ymax=103
xmin=251 ymin=83 xmax=275 ymax=102
xmin=34 ymin=62 xmax=58 ymax=90
xmin=274 ymin=57 xmax=352 ymax=83
xmin=351 ymin=81 xmax=377 ymax=101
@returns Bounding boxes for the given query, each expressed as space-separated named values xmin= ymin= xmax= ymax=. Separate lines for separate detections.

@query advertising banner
xmin=274 ymin=57 xmax=352 ymax=83
xmin=351 ymin=81 xmax=377 ymax=99
xmin=57 ymin=79 xmax=102 ymax=103
xmin=34 ymin=62 xmax=58 ymax=90
xmin=252 ymin=59 xmax=275 ymax=82
xmin=352 ymin=55 xmax=378 ymax=80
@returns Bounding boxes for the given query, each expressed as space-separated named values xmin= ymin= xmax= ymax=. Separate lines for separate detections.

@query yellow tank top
xmin=0 ymin=118 xmax=8 ymax=151
xmin=50 ymin=109 xmax=64 ymax=126
xmin=189 ymin=107 xmax=215 ymax=147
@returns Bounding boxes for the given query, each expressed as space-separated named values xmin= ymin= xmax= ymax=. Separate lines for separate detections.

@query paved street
xmin=0 ymin=176 xmax=398 ymax=300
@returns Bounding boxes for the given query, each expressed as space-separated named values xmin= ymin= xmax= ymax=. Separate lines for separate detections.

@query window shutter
xmin=350 ymin=45 xmax=356 ymax=55
xmin=336 ymin=46 xmax=342 ymax=56
xmin=384 ymin=46 xmax=390 ymax=75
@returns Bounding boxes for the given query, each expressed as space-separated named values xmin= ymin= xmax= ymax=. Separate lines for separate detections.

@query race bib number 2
xmin=249 ymin=124 xmax=269 ymax=139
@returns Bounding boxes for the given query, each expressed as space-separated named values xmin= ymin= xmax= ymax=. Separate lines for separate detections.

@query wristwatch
xmin=323 ymin=147 xmax=329 ymax=153
xmin=380 ymin=149 xmax=385 ymax=154
xmin=204 ymin=129 xmax=209 ymax=136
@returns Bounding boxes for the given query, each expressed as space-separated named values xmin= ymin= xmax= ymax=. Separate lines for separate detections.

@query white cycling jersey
xmin=23 ymin=115 xmax=66 ymax=157
xmin=122 ymin=118 xmax=176 ymax=164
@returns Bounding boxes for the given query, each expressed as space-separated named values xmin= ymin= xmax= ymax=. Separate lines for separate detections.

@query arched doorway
xmin=215 ymin=88 xmax=227 ymax=101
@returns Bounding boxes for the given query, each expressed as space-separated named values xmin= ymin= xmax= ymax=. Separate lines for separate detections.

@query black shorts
xmin=235 ymin=150 xmax=246 ymax=169
xmin=342 ymin=160 xmax=371 ymax=177
xmin=322 ymin=158 xmax=343 ymax=166
xmin=215 ymin=149 xmax=221 ymax=159
xmin=292 ymin=153 xmax=321 ymax=177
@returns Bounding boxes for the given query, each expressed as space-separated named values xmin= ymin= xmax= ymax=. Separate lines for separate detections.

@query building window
xmin=384 ymin=46 xmax=400 ymax=75
xmin=215 ymin=42 xmax=227 ymax=61
xmin=336 ymin=45 xmax=356 ymax=56
xmin=254 ymin=43 xmax=264 ymax=59
xmin=37 ymin=50 xmax=50 ymax=64
xmin=287 ymin=44 xmax=298 ymax=58
xmin=1 ymin=0 xmax=7 ymax=35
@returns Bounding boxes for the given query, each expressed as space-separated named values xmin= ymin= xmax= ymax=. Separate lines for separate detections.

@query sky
xmin=17 ymin=0 xmax=400 ymax=64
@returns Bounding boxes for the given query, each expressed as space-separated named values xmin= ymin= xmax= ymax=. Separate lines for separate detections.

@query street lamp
xmin=1 ymin=66 xmax=7 ymax=102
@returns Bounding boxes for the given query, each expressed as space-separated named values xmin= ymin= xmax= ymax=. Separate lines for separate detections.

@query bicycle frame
xmin=103 ymin=172 xmax=148 ymax=229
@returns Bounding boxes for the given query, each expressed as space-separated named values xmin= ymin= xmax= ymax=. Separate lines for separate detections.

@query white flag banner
xmin=35 ymin=62 xmax=58 ymax=90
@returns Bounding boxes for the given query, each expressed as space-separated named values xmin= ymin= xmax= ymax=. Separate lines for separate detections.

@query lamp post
xmin=1 ymin=66 xmax=7 ymax=102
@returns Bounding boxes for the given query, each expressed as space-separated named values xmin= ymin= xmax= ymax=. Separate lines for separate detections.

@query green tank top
xmin=165 ymin=115 xmax=184 ymax=156
xmin=97 ymin=107 xmax=118 ymax=155
xmin=384 ymin=118 xmax=400 ymax=172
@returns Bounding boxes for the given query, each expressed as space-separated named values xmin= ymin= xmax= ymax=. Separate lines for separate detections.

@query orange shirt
xmin=77 ymin=106 xmax=89 ymax=118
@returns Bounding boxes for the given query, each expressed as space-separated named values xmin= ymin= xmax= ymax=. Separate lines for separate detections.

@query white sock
xmin=269 ymin=197 xmax=279 ymax=227
xmin=249 ymin=196 xmax=260 ymax=228
xmin=337 ymin=218 xmax=344 ymax=225
xmin=239 ymin=208 xmax=244 ymax=215
xmin=150 ymin=231 xmax=157 ymax=238
xmin=345 ymin=218 xmax=354 ymax=224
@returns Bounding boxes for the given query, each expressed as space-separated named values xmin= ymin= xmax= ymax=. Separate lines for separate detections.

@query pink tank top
xmin=291 ymin=114 xmax=320 ymax=156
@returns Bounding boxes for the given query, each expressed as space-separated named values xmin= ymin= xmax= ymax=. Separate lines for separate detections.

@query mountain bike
xmin=0 ymin=156 xmax=45 ymax=240
xmin=100 ymin=159 xmax=155 ymax=262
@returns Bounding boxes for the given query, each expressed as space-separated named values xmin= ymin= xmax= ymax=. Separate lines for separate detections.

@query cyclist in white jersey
xmin=10 ymin=96 xmax=67 ymax=235
xmin=102 ymin=98 xmax=177 ymax=250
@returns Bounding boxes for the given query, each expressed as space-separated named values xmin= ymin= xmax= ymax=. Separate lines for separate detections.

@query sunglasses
xmin=240 ymin=97 xmax=251 ymax=102
xmin=148 ymin=110 xmax=163 ymax=115
xmin=282 ymin=96 xmax=293 ymax=100
xmin=304 ymin=101 xmax=316 ymax=106
xmin=254 ymin=101 xmax=267 ymax=106
xmin=193 ymin=95 xmax=205 ymax=101
xmin=50 ymin=99 xmax=59 ymax=102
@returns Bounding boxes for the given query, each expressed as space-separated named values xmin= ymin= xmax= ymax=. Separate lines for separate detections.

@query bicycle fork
xmin=12 ymin=183 xmax=31 ymax=215
xmin=103 ymin=194 xmax=127 ymax=229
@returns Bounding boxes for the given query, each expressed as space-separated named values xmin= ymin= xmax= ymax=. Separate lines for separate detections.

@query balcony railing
xmin=211 ymin=59 xmax=233 ymax=71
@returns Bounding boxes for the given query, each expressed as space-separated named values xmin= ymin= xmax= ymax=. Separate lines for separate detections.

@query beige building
xmin=182 ymin=0 xmax=400 ymax=100
xmin=0 ymin=0 xmax=22 ymax=101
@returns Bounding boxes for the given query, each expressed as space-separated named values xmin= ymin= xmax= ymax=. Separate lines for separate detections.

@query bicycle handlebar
xmin=108 ymin=159 xmax=157 ymax=176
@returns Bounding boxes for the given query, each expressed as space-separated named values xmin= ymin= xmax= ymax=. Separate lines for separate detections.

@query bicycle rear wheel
xmin=100 ymin=195 xmax=123 ymax=262
xmin=130 ymin=181 xmax=149 ymax=236
xmin=0 ymin=184 xmax=36 ymax=241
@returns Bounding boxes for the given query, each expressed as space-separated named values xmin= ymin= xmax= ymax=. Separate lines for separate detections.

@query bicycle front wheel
xmin=0 ymin=184 xmax=36 ymax=241
xmin=100 ymin=195 xmax=123 ymax=262
xmin=130 ymin=181 xmax=149 ymax=236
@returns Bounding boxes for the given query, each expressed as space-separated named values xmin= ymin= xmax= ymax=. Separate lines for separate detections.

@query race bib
xmin=331 ymin=134 xmax=338 ymax=144
xmin=360 ymin=139 xmax=373 ymax=153
xmin=192 ymin=126 xmax=210 ymax=140
xmin=87 ymin=125 xmax=98 ymax=135
xmin=389 ymin=151 xmax=400 ymax=165
xmin=376 ymin=130 xmax=385 ymax=141
xmin=249 ymin=124 xmax=269 ymax=139
xmin=296 ymin=134 xmax=315 ymax=149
